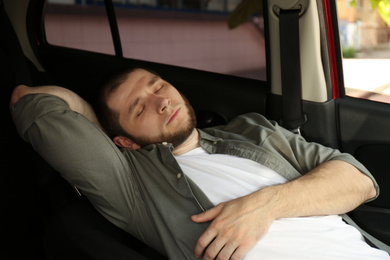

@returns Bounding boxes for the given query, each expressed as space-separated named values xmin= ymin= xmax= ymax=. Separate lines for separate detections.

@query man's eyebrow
xmin=148 ymin=75 xmax=159 ymax=86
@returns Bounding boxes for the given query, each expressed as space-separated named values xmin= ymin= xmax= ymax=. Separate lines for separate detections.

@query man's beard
xmin=126 ymin=95 xmax=197 ymax=148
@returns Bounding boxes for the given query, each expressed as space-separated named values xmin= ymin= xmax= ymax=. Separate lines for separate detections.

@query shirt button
xmin=162 ymin=142 xmax=168 ymax=145
xmin=177 ymin=173 xmax=182 ymax=179
xmin=213 ymin=141 xmax=218 ymax=144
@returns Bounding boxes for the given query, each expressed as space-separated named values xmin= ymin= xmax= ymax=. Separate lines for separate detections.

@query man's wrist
xmin=246 ymin=185 xmax=286 ymax=222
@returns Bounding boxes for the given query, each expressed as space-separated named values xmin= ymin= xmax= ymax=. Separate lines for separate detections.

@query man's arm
xmin=10 ymin=85 xmax=142 ymax=233
xmin=191 ymin=159 xmax=376 ymax=260
xmin=10 ymin=85 xmax=101 ymax=127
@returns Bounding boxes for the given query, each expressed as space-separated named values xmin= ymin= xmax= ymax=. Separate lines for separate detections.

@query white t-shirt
xmin=175 ymin=147 xmax=389 ymax=259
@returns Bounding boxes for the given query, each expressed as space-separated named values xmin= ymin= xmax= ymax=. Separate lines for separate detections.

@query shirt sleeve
xmin=11 ymin=93 xmax=143 ymax=230
xmin=267 ymin=116 xmax=380 ymax=202
xmin=214 ymin=113 xmax=379 ymax=202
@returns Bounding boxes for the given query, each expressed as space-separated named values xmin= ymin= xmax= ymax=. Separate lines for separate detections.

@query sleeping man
xmin=10 ymin=67 xmax=390 ymax=259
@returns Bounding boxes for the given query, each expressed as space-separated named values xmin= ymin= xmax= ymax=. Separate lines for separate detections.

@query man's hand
xmin=191 ymin=192 xmax=275 ymax=260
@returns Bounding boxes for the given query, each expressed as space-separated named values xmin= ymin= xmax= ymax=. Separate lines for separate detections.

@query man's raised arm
xmin=9 ymin=84 xmax=142 ymax=235
xmin=10 ymin=85 xmax=101 ymax=127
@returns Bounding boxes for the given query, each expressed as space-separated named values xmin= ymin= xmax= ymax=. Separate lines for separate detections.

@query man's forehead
xmin=126 ymin=69 xmax=160 ymax=88
xmin=108 ymin=69 xmax=160 ymax=108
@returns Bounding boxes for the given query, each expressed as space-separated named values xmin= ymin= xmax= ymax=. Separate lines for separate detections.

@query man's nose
xmin=155 ymin=95 xmax=170 ymax=114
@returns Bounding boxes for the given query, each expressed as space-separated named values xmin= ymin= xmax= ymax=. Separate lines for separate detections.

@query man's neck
xmin=173 ymin=128 xmax=200 ymax=156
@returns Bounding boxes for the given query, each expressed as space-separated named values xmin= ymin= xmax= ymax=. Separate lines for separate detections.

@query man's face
xmin=106 ymin=69 xmax=196 ymax=148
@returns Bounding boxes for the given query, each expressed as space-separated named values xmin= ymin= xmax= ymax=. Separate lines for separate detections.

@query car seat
xmin=0 ymin=2 xmax=167 ymax=259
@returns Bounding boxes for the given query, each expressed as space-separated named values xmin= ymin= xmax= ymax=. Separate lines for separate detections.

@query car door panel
xmin=338 ymin=97 xmax=390 ymax=245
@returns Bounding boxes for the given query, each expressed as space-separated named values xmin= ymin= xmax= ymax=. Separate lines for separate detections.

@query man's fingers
xmin=194 ymin=229 xmax=216 ymax=258
xmin=231 ymin=247 xmax=249 ymax=260
xmin=215 ymin=242 xmax=238 ymax=260
xmin=192 ymin=204 xmax=225 ymax=258
xmin=191 ymin=203 xmax=224 ymax=223
xmin=195 ymin=236 xmax=249 ymax=260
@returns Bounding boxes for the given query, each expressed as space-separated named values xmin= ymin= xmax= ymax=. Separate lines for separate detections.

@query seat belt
xmin=275 ymin=2 xmax=308 ymax=134
xmin=342 ymin=214 xmax=390 ymax=254
xmin=275 ymin=3 xmax=390 ymax=253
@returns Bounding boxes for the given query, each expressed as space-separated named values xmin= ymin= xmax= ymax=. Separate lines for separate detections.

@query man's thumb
xmin=191 ymin=204 xmax=223 ymax=223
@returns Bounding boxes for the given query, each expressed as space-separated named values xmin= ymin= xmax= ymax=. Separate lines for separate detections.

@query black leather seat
xmin=0 ymin=4 xmax=167 ymax=259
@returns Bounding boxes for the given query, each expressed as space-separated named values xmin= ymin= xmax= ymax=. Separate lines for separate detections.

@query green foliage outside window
xmin=351 ymin=0 xmax=390 ymax=27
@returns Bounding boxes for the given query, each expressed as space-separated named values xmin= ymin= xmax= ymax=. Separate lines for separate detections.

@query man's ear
xmin=113 ymin=136 xmax=141 ymax=150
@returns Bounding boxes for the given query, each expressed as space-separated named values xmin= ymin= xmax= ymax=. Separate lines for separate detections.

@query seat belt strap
xmin=342 ymin=214 xmax=390 ymax=254
xmin=278 ymin=8 xmax=307 ymax=134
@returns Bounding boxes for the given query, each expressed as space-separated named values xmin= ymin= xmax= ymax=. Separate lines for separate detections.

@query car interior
xmin=1 ymin=0 xmax=390 ymax=259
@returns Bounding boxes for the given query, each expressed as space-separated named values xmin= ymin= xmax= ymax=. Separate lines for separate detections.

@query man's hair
xmin=95 ymin=66 xmax=159 ymax=139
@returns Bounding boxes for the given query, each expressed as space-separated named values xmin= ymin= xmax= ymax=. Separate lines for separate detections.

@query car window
xmin=337 ymin=0 xmax=390 ymax=103
xmin=114 ymin=1 xmax=266 ymax=81
xmin=44 ymin=0 xmax=115 ymax=55
xmin=43 ymin=0 xmax=266 ymax=81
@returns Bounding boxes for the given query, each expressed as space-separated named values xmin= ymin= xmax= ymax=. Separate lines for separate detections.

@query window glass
xmin=115 ymin=0 xmax=266 ymax=81
xmin=44 ymin=0 xmax=115 ymax=55
xmin=337 ymin=0 xmax=390 ymax=103
xmin=44 ymin=0 xmax=266 ymax=81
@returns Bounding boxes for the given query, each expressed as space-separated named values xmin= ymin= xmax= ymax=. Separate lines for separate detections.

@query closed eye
xmin=137 ymin=106 xmax=145 ymax=117
xmin=156 ymin=85 xmax=164 ymax=93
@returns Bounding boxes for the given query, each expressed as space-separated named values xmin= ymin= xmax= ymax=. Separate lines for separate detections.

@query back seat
xmin=1 ymin=2 xmax=49 ymax=258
